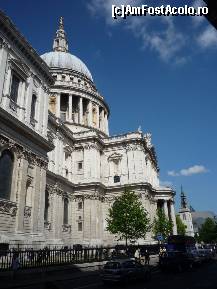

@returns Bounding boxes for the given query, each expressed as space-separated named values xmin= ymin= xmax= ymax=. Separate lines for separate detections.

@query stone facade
xmin=0 ymin=12 xmax=177 ymax=247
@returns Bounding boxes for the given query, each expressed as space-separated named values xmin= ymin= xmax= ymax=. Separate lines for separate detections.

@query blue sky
xmin=1 ymin=0 xmax=217 ymax=213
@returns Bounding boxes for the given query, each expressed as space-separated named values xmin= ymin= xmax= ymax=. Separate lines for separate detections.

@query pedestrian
xmin=134 ymin=248 xmax=140 ymax=262
xmin=11 ymin=252 xmax=20 ymax=279
xmin=144 ymin=250 xmax=150 ymax=265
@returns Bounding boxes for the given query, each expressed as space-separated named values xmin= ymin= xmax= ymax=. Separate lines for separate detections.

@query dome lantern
xmin=53 ymin=17 xmax=68 ymax=53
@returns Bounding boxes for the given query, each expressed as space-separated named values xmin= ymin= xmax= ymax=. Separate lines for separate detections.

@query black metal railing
xmin=0 ymin=247 xmax=112 ymax=271
xmin=0 ymin=244 xmax=160 ymax=271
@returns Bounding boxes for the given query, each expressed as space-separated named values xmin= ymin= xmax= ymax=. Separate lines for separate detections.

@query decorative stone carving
xmin=125 ymin=143 xmax=143 ymax=152
xmin=24 ymin=206 xmax=32 ymax=217
xmin=47 ymin=183 xmax=63 ymax=196
xmin=108 ymin=153 xmax=122 ymax=161
xmin=62 ymin=224 xmax=71 ymax=233
xmin=0 ymin=136 xmax=48 ymax=169
xmin=44 ymin=221 xmax=52 ymax=231
xmin=144 ymin=133 xmax=152 ymax=149
xmin=49 ymin=95 xmax=56 ymax=114
xmin=0 ymin=199 xmax=17 ymax=217
xmin=103 ymin=195 xmax=117 ymax=203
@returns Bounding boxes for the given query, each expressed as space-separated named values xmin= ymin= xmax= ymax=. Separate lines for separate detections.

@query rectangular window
xmin=114 ymin=175 xmax=120 ymax=183
xmin=78 ymin=222 xmax=83 ymax=231
xmin=30 ymin=94 xmax=37 ymax=120
xmin=78 ymin=161 xmax=83 ymax=171
xmin=10 ymin=74 xmax=20 ymax=102
xmin=78 ymin=202 xmax=83 ymax=210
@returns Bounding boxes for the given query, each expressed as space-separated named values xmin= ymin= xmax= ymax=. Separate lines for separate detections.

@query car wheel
xmin=177 ymin=264 xmax=182 ymax=273
xmin=188 ymin=262 xmax=193 ymax=270
xmin=144 ymin=271 xmax=151 ymax=282
xmin=102 ymin=280 xmax=109 ymax=286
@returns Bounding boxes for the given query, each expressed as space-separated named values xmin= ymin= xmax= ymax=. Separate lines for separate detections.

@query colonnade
xmin=158 ymin=199 xmax=177 ymax=235
xmin=53 ymin=93 xmax=109 ymax=134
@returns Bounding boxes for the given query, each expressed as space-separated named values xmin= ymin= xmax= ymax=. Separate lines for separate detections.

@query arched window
xmin=0 ymin=150 xmax=14 ymax=200
xmin=44 ymin=190 xmax=49 ymax=222
xmin=63 ymin=198 xmax=69 ymax=225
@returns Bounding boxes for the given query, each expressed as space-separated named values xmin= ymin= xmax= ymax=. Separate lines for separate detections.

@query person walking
xmin=144 ymin=250 xmax=150 ymax=265
xmin=11 ymin=252 xmax=20 ymax=279
xmin=134 ymin=248 xmax=140 ymax=262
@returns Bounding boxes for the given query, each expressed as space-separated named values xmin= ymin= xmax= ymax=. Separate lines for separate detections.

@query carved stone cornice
xmin=46 ymin=183 xmax=63 ymax=196
xmin=83 ymin=143 xmax=98 ymax=150
xmin=24 ymin=206 xmax=32 ymax=217
xmin=103 ymin=195 xmax=117 ymax=203
xmin=125 ymin=143 xmax=144 ymax=152
xmin=0 ymin=199 xmax=17 ymax=217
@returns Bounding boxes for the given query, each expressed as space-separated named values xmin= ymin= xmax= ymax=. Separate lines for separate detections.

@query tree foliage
xmin=153 ymin=209 xmax=173 ymax=241
xmin=106 ymin=189 xmax=150 ymax=246
xmin=198 ymin=218 xmax=217 ymax=243
xmin=176 ymin=215 xmax=187 ymax=235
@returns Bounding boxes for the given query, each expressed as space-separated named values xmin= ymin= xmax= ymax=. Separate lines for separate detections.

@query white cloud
xmin=180 ymin=165 xmax=208 ymax=176
xmin=197 ymin=26 xmax=217 ymax=49
xmin=168 ymin=165 xmax=209 ymax=177
xmin=87 ymin=0 xmax=186 ymax=63
xmin=192 ymin=0 xmax=206 ymax=27
xmin=87 ymin=0 xmax=217 ymax=63
xmin=168 ymin=170 xmax=179 ymax=177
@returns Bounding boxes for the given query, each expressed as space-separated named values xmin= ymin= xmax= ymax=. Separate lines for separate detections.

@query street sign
xmin=156 ymin=233 xmax=163 ymax=241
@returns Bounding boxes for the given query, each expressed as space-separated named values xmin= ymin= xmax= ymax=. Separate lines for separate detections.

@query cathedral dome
xmin=41 ymin=17 xmax=93 ymax=81
xmin=41 ymin=51 xmax=93 ymax=81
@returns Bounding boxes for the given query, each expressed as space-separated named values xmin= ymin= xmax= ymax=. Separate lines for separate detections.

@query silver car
xmin=101 ymin=258 xmax=151 ymax=285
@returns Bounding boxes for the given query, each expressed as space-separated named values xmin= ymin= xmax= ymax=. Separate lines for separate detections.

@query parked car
xmin=101 ymin=259 xmax=151 ymax=285
xmin=197 ymin=248 xmax=213 ymax=262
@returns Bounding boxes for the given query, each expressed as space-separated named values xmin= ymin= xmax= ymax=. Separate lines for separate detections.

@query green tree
xmin=176 ymin=215 xmax=187 ymax=235
xmin=198 ymin=218 xmax=217 ymax=243
xmin=153 ymin=209 xmax=173 ymax=241
xmin=106 ymin=189 xmax=150 ymax=247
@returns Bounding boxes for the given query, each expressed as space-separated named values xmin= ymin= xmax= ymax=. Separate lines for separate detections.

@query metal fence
xmin=0 ymin=244 xmax=160 ymax=271
xmin=0 ymin=247 xmax=113 ymax=271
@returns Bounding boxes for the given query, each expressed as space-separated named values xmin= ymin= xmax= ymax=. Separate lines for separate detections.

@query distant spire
xmin=180 ymin=185 xmax=187 ymax=209
xmin=53 ymin=17 xmax=69 ymax=52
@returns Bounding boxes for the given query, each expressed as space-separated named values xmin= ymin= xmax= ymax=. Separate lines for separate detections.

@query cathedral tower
xmin=179 ymin=187 xmax=194 ymax=237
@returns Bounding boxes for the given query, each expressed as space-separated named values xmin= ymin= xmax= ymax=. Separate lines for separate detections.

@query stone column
xmin=68 ymin=94 xmax=72 ymax=121
xmin=18 ymin=81 xmax=26 ymax=121
xmin=88 ymin=100 xmax=92 ymax=127
xmin=100 ymin=109 xmax=105 ymax=131
xmin=42 ymin=88 xmax=49 ymax=136
xmin=79 ymin=97 xmax=83 ymax=125
xmin=96 ymin=105 xmax=100 ymax=129
xmin=15 ymin=158 xmax=29 ymax=232
xmin=2 ymin=66 xmax=12 ymax=108
xmin=0 ymin=43 xmax=9 ymax=103
xmin=163 ymin=200 xmax=169 ymax=218
xmin=170 ymin=201 xmax=177 ymax=235
xmin=56 ymin=93 xmax=61 ymax=118
xmin=104 ymin=113 xmax=109 ymax=135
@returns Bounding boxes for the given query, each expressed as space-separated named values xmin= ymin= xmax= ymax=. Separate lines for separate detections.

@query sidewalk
xmin=0 ymin=255 xmax=159 ymax=289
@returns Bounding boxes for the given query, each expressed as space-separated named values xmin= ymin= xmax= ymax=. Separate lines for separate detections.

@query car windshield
xmin=104 ymin=262 xmax=121 ymax=269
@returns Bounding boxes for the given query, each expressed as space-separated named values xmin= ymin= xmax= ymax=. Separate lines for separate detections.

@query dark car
xmin=101 ymin=259 xmax=151 ymax=285
xmin=159 ymin=251 xmax=194 ymax=272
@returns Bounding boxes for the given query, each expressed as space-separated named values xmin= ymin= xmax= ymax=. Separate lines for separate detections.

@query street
xmin=15 ymin=260 xmax=217 ymax=289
